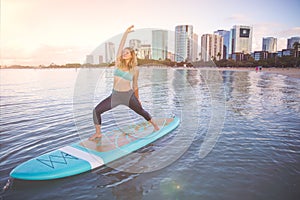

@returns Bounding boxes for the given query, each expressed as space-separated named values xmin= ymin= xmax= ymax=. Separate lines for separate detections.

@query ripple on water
xmin=1 ymin=68 xmax=300 ymax=200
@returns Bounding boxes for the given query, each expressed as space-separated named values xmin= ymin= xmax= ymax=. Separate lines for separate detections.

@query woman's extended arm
xmin=116 ymin=25 xmax=134 ymax=65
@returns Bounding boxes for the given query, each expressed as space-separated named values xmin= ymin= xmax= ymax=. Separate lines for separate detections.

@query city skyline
xmin=87 ymin=26 xmax=298 ymax=64
xmin=1 ymin=0 xmax=300 ymax=66
xmin=84 ymin=32 xmax=298 ymax=63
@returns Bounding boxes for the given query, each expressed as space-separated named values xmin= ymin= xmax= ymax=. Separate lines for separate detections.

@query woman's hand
xmin=126 ymin=25 xmax=134 ymax=33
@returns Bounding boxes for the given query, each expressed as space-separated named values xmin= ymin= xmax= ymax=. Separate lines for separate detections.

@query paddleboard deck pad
xmin=10 ymin=117 xmax=180 ymax=180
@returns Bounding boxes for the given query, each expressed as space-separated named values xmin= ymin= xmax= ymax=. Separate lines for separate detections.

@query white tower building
xmin=201 ymin=34 xmax=223 ymax=62
xmin=230 ymin=25 xmax=253 ymax=54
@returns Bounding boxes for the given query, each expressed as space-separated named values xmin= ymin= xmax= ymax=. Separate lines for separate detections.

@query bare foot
xmin=149 ymin=119 xmax=160 ymax=132
xmin=89 ymin=124 xmax=102 ymax=141
xmin=89 ymin=133 xmax=102 ymax=141
xmin=153 ymin=124 xmax=160 ymax=131
xmin=151 ymin=122 xmax=160 ymax=131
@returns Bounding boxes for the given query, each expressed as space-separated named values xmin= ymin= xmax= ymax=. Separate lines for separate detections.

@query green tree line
xmin=135 ymin=55 xmax=300 ymax=68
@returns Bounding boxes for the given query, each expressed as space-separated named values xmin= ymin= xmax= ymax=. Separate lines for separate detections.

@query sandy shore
xmin=216 ymin=67 xmax=300 ymax=79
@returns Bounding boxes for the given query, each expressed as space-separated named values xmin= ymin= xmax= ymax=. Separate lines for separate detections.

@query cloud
xmin=225 ymin=14 xmax=248 ymax=23
xmin=277 ymin=27 xmax=300 ymax=37
xmin=251 ymin=23 xmax=300 ymax=51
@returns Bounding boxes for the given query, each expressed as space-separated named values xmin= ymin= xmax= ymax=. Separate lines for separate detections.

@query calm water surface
xmin=0 ymin=68 xmax=299 ymax=200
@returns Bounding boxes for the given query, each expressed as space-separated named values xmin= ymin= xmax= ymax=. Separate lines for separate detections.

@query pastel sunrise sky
xmin=1 ymin=0 xmax=300 ymax=66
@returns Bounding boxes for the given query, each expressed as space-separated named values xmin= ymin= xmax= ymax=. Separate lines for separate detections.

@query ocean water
xmin=0 ymin=67 xmax=299 ymax=200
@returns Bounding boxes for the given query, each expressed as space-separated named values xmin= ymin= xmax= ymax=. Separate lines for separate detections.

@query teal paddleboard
xmin=10 ymin=117 xmax=180 ymax=180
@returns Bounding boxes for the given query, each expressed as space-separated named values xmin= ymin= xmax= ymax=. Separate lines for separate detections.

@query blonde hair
xmin=117 ymin=47 xmax=137 ymax=71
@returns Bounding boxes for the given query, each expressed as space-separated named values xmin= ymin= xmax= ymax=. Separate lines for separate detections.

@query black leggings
xmin=93 ymin=90 xmax=152 ymax=125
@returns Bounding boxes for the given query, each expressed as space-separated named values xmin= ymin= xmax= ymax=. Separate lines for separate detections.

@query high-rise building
xmin=287 ymin=37 xmax=300 ymax=49
xmin=201 ymin=34 xmax=223 ymax=62
xmin=152 ymin=30 xmax=168 ymax=60
xmin=214 ymin=30 xmax=231 ymax=59
xmin=230 ymin=25 xmax=253 ymax=54
xmin=140 ymin=44 xmax=151 ymax=59
xmin=167 ymin=52 xmax=175 ymax=61
xmin=129 ymin=39 xmax=142 ymax=58
xmin=175 ymin=25 xmax=193 ymax=62
xmin=98 ymin=55 xmax=103 ymax=64
xmin=105 ymin=42 xmax=115 ymax=63
xmin=86 ymin=55 xmax=93 ymax=64
xmin=192 ymin=33 xmax=198 ymax=61
xmin=262 ymin=37 xmax=277 ymax=53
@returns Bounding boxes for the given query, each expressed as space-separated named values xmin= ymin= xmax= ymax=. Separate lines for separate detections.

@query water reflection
xmin=223 ymin=70 xmax=300 ymax=118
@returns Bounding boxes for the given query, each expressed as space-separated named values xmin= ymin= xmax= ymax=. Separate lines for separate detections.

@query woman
xmin=89 ymin=25 xmax=159 ymax=140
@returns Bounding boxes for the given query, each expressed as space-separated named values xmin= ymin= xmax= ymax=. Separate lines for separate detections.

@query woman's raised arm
xmin=116 ymin=25 xmax=134 ymax=65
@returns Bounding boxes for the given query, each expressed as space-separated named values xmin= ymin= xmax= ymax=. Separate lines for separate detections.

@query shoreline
xmin=215 ymin=67 xmax=300 ymax=79
xmin=1 ymin=66 xmax=300 ymax=79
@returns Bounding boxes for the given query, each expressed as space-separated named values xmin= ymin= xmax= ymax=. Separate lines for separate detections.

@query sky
xmin=1 ymin=0 xmax=300 ymax=66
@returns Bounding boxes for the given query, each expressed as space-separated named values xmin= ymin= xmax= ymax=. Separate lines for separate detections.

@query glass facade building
xmin=105 ymin=42 xmax=115 ymax=63
xmin=152 ymin=30 xmax=168 ymax=60
xmin=192 ymin=33 xmax=199 ymax=61
xmin=262 ymin=37 xmax=277 ymax=53
xmin=287 ymin=37 xmax=300 ymax=49
xmin=86 ymin=55 xmax=93 ymax=64
xmin=175 ymin=25 xmax=193 ymax=62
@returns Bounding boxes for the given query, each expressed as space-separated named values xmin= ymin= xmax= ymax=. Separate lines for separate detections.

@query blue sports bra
xmin=114 ymin=68 xmax=133 ymax=81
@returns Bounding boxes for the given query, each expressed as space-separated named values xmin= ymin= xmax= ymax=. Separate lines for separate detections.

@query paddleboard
xmin=10 ymin=116 xmax=180 ymax=180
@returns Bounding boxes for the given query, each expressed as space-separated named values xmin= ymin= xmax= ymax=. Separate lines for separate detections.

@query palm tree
xmin=293 ymin=42 xmax=300 ymax=58
xmin=217 ymin=52 xmax=221 ymax=60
